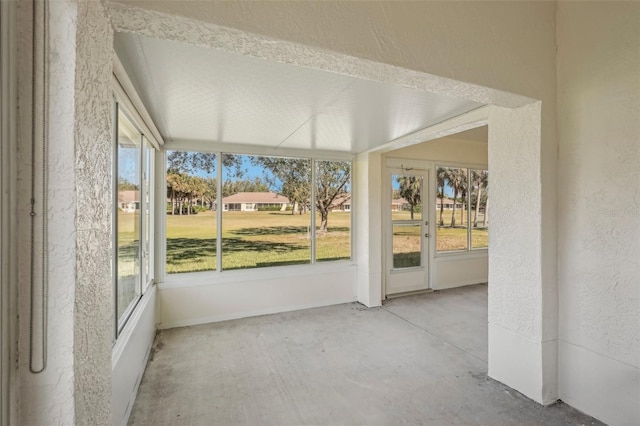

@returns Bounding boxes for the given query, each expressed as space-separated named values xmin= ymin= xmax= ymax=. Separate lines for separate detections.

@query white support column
xmin=487 ymin=102 xmax=558 ymax=405
xmin=355 ymin=151 xmax=383 ymax=307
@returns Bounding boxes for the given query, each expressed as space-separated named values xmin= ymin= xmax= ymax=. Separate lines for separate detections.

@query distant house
xmin=221 ymin=192 xmax=290 ymax=212
xmin=118 ymin=190 xmax=140 ymax=213
xmin=329 ymin=195 xmax=351 ymax=212
xmin=391 ymin=197 xmax=462 ymax=211
xmin=391 ymin=198 xmax=409 ymax=211
xmin=436 ymin=197 xmax=463 ymax=210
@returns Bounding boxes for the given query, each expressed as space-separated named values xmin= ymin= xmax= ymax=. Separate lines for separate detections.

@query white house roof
xmin=118 ymin=190 xmax=139 ymax=203
xmin=222 ymin=192 xmax=290 ymax=204
xmin=392 ymin=198 xmax=408 ymax=205
xmin=436 ymin=197 xmax=458 ymax=204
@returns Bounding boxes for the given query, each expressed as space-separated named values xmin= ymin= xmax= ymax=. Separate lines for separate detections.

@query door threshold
xmin=385 ymin=288 xmax=434 ymax=300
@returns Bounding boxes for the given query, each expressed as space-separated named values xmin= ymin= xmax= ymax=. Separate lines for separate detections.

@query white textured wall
xmin=158 ymin=266 xmax=356 ymax=328
xmin=388 ymin=135 xmax=487 ymax=166
xmin=111 ymin=1 xmax=556 ymax=103
xmin=17 ymin=0 xmax=113 ymax=424
xmin=487 ymin=103 xmax=557 ymax=404
xmin=355 ymin=152 xmax=383 ymax=306
xmin=113 ymin=288 xmax=157 ymax=426
xmin=73 ymin=0 xmax=114 ymax=423
xmin=17 ymin=1 xmax=78 ymax=423
xmin=557 ymin=3 xmax=640 ymax=425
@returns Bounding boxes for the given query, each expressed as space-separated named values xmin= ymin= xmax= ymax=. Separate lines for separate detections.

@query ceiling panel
xmin=115 ymin=32 xmax=483 ymax=153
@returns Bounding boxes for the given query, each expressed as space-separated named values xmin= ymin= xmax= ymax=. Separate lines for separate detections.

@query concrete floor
xmin=128 ymin=284 xmax=601 ymax=425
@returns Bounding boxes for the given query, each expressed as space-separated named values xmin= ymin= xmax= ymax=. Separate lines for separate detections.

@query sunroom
xmin=107 ymin=12 xmax=531 ymax=425
xmin=8 ymin=1 xmax=637 ymax=426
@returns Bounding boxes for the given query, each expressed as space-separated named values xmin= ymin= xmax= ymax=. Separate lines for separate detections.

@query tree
xmin=315 ymin=161 xmax=350 ymax=231
xmin=437 ymin=167 xmax=447 ymax=226
xmin=167 ymin=151 xmax=242 ymax=176
xmin=447 ymin=168 xmax=467 ymax=227
xmin=118 ymin=176 xmax=138 ymax=191
xmin=252 ymin=158 xmax=350 ymax=230
xmin=396 ymin=175 xmax=421 ymax=220
xmin=471 ymin=170 xmax=488 ymax=227
xmin=250 ymin=157 xmax=311 ymax=215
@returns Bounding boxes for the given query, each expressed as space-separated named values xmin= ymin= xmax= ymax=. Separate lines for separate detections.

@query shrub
xmin=257 ymin=205 xmax=282 ymax=212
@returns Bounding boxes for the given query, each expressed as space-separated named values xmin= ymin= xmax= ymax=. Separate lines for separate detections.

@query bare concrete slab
xmin=128 ymin=285 xmax=601 ymax=426
xmin=383 ymin=284 xmax=489 ymax=362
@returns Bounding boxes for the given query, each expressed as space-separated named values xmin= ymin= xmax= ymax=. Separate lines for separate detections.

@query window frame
xmin=162 ymin=145 xmax=355 ymax=278
xmin=434 ymin=162 xmax=488 ymax=257
xmin=112 ymin=99 xmax=159 ymax=339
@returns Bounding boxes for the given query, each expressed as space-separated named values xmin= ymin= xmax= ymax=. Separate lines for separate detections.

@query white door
xmin=385 ymin=169 xmax=430 ymax=296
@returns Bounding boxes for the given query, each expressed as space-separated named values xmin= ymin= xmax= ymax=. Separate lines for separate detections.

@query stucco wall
xmin=17 ymin=0 xmax=113 ymax=424
xmin=17 ymin=1 xmax=78 ymax=423
xmin=73 ymin=0 xmax=114 ymax=423
xmin=112 ymin=0 xmax=556 ymax=103
xmin=388 ymin=133 xmax=488 ymax=166
xmin=557 ymin=3 xmax=640 ymax=425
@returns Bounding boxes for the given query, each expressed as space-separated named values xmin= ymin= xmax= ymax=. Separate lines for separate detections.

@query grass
xmin=117 ymin=207 xmax=488 ymax=276
xmin=164 ymin=211 xmax=352 ymax=273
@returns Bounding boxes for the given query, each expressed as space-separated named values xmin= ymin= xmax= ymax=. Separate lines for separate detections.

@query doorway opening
xmin=381 ymin=125 xmax=489 ymax=362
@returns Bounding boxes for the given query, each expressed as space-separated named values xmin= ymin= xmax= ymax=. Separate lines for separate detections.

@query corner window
xmin=114 ymin=104 xmax=156 ymax=334
xmin=436 ymin=166 xmax=488 ymax=253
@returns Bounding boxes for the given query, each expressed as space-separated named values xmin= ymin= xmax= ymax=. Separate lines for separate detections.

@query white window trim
xmin=433 ymin=163 xmax=489 ymax=257
xmin=112 ymin=52 xmax=162 ymax=340
xmin=160 ymin=148 xmax=355 ymax=282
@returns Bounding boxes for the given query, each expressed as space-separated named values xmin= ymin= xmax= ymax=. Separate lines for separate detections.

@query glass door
xmin=386 ymin=169 xmax=429 ymax=296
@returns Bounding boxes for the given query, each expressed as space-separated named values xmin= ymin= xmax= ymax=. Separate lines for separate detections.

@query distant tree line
xmin=166 ymin=152 xmax=351 ymax=230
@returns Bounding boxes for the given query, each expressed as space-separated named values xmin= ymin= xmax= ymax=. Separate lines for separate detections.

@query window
xmin=165 ymin=152 xmax=352 ymax=273
xmin=436 ymin=166 xmax=488 ymax=253
xmin=222 ymin=154 xmax=311 ymax=270
xmin=114 ymin=104 xmax=155 ymax=333
xmin=165 ymin=150 xmax=217 ymax=274
xmin=391 ymin=173 xmax=423 ymax=268
xmin=315 ymin=160 xmax=351 ymax=262
xmin=470 ymin=169 xmax=489 ymax=249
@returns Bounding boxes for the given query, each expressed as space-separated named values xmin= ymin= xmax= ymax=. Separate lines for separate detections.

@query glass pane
xmin=393 ymin=223 xmax=421 ymax=268
xmin=391 ymin=174 xmax=422 ymax=220
xmin=222 ymin=154 xmax=311 ymax=270
xmin=117 ymin=109 xmax=141 ymax=324
xmin=315 ymin=160 xmax=351 ymax=262
xmin=436 ymin=167 xmax=469 ymax=251
xmin=165 ymin=150 xmax=217 ymax=274
xmin=471 ymin=169 xmax=489 ymax=249
xmin=143 ymin=139 xmax=153 ymax=289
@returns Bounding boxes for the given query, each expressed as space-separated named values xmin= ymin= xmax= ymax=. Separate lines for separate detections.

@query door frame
xmin=383 ymin=158 xmax=432 ymax=297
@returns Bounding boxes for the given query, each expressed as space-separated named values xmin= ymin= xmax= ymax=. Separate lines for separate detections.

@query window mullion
xmin=216 ymin=151 xmax=222 ymax=272
xmin=139 ymin=134 xmax=145 ymax=294
xmin=467 ymin=168 xmax=472 ymax=251
xmin=310 ymin=159 xmax=316 ymax=264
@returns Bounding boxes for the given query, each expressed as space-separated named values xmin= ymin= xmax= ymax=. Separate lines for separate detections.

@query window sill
xmin=435 ymin=249 xmax=488 ymax=260
xmin=159 ymin=260 xmax=357 ymax=290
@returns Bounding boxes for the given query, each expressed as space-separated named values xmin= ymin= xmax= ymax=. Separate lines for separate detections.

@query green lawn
xmin=118 ymin=207 xmax=487 ymax=275
xmin=165 ymin=211 xmax=352 ymax=273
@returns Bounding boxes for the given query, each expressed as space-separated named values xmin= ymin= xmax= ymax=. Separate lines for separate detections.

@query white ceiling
xmin=114 ymin=32 xmax=483 ymax=154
